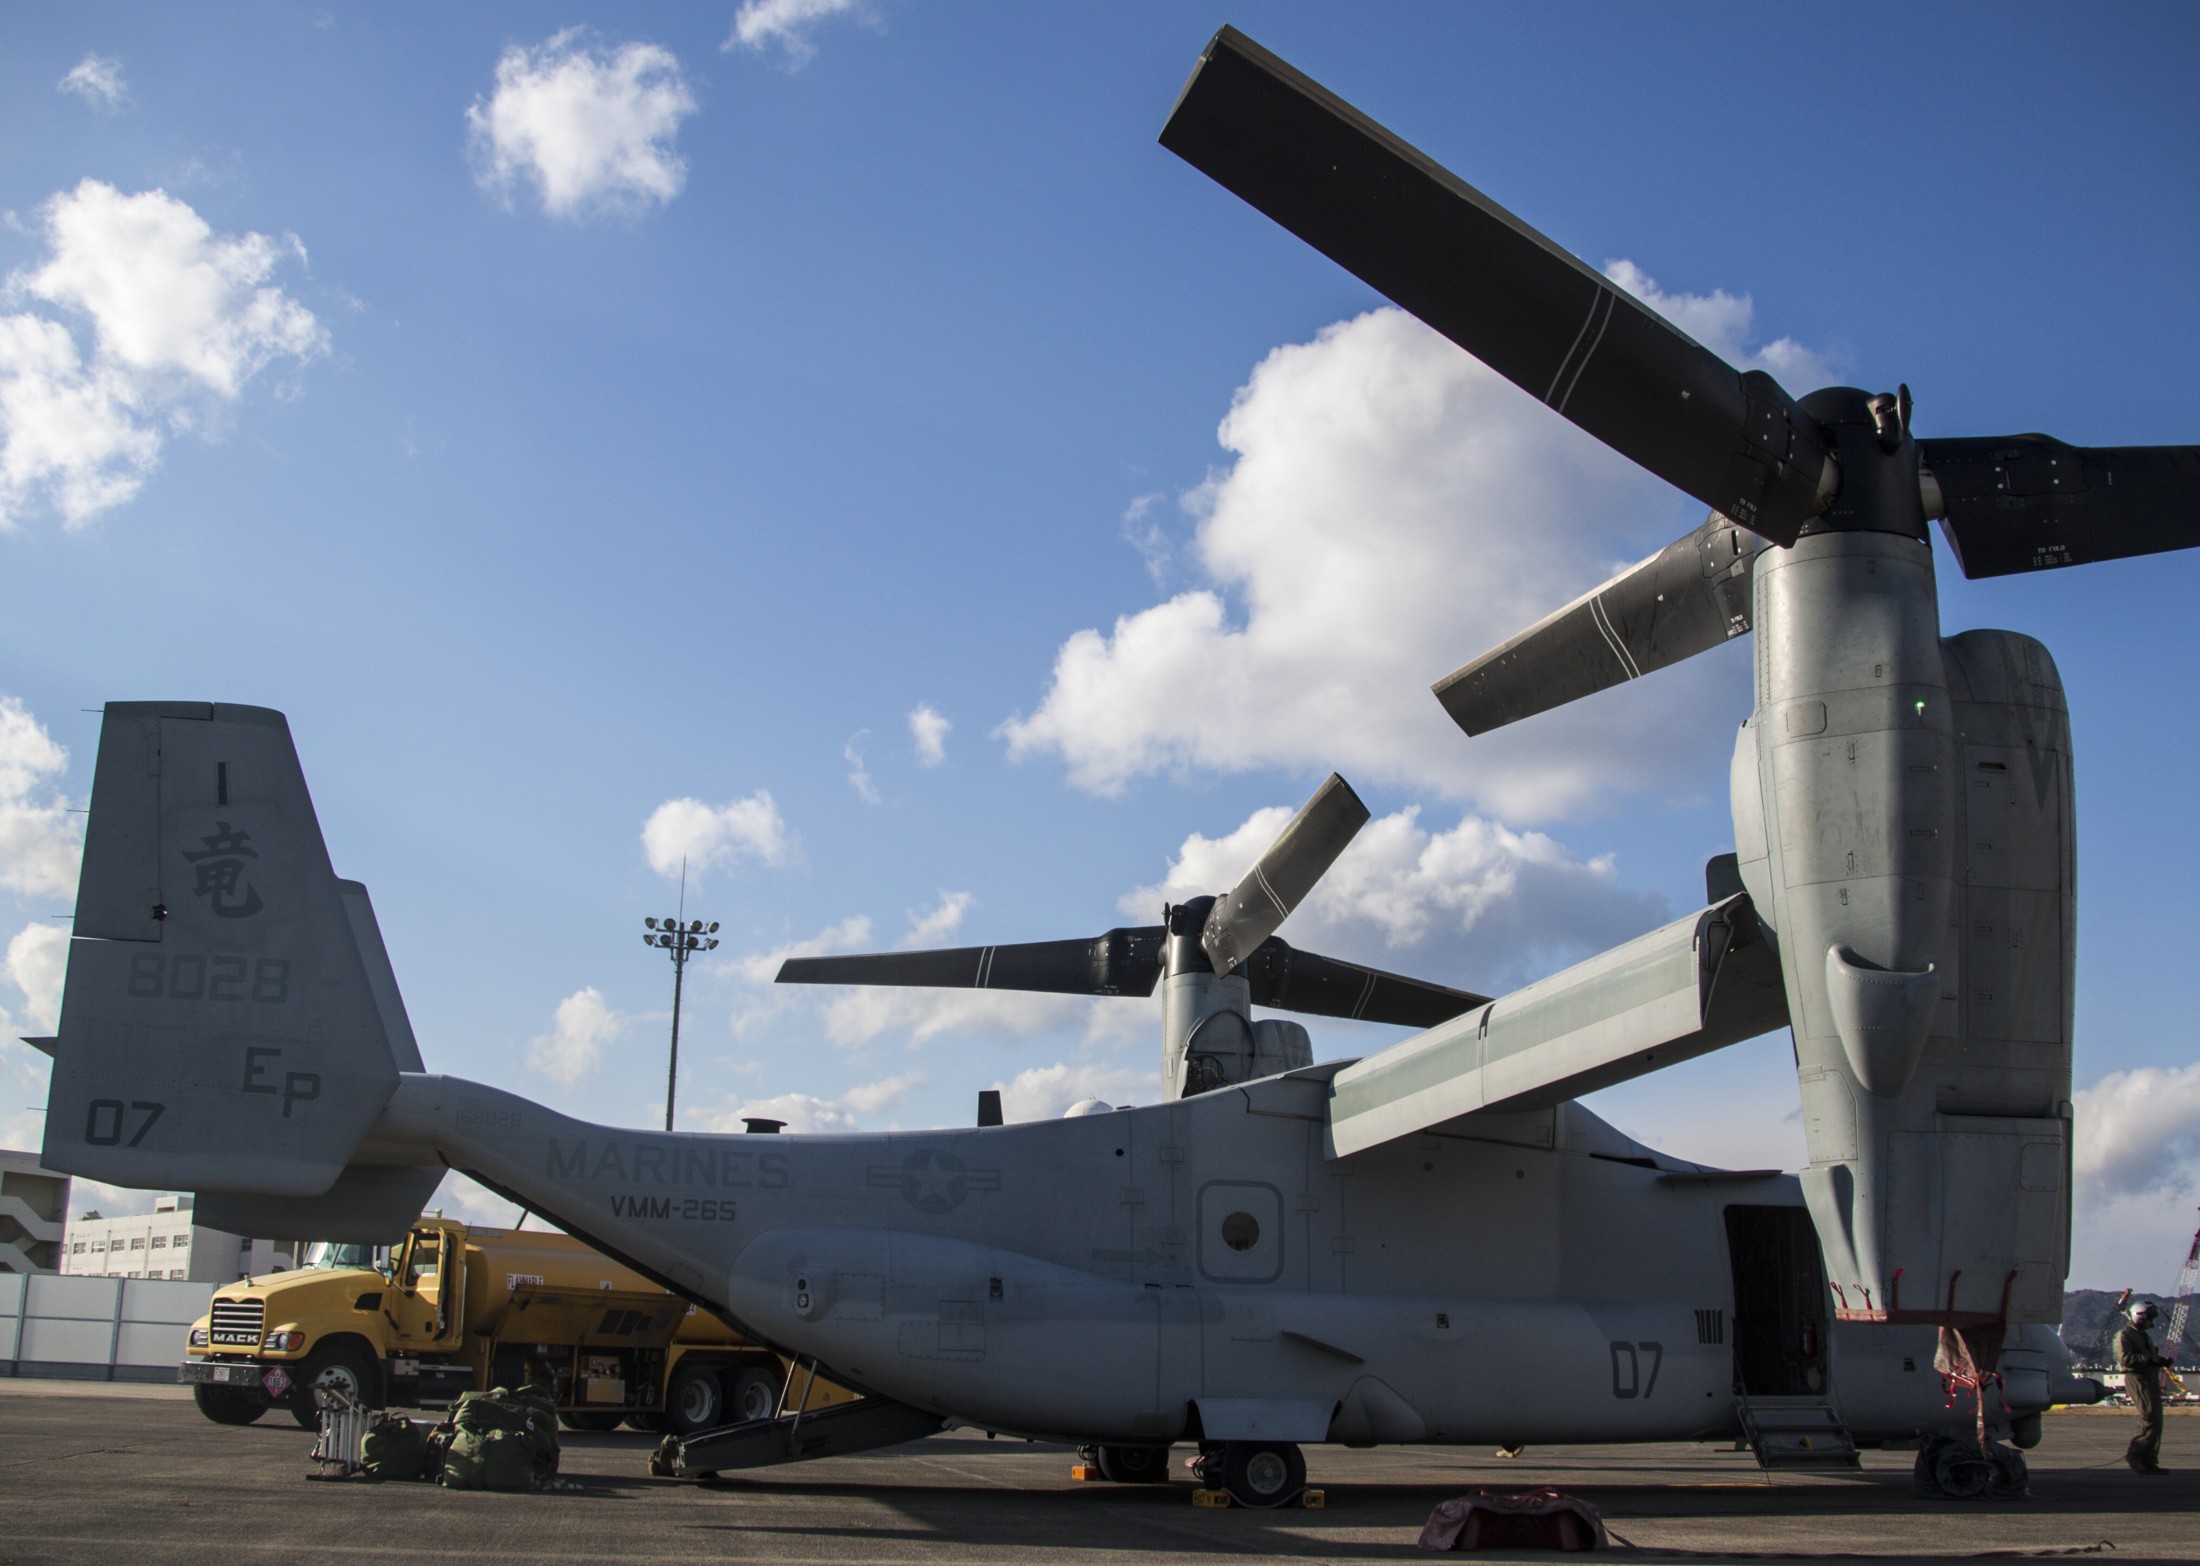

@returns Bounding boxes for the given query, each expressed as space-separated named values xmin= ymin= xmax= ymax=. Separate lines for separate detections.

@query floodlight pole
xmin=643 ymin=860 xmax=719 ymax=1134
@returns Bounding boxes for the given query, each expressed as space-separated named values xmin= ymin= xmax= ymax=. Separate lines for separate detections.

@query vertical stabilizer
xmin=43 ymin=704 xmax=402 ymax=1196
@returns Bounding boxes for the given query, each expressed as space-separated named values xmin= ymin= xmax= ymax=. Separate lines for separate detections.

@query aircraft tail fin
xmin=43 ymin=703 xmax=414 ymax=1200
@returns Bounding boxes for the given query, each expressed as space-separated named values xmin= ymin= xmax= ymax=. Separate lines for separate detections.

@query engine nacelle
xmin=1739 ymin=531 xmax=2072 ymax=1329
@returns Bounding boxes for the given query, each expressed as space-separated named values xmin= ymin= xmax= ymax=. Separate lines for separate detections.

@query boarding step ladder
xmin=1734 ymin=1393 xmax=1861 ymax=1469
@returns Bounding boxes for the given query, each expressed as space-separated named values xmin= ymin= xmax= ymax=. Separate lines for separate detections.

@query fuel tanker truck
xmin=179 ymin=1215 xmax=852 ymax=1434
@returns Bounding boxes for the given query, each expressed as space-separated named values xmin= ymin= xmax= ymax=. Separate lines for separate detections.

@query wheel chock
xmin=1190 ymin=1486 xmax=1325 ymax=1509
xmin=1069 ymin=1464 xmax=1102 ymax=1481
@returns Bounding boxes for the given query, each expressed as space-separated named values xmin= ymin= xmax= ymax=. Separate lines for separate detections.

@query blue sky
xmin=1 ymin=2 xmax=2196 ymax=1289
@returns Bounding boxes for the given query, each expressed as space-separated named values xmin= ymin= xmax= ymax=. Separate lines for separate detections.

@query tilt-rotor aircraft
xmin=38 ymin=27 xmax=2198 ymax=1506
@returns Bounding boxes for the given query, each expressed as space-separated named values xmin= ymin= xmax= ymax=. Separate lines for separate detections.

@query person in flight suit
xmin=2115 ymin=1301 xmax=2170 ymax=1474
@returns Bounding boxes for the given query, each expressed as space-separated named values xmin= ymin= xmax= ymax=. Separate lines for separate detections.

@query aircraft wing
xmin=1326 ymin=894 xmax=1786 ymax=1158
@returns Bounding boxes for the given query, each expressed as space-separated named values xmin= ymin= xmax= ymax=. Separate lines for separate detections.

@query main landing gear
xmin=1193 ymin=1441 xmax=1307 ymax=1508
xmin=1913 ymin=1434 xmax=2029 ymax=1500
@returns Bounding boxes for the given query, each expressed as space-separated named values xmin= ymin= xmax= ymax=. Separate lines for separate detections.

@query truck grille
xmin=209 ymin=1297 xmax=266 ymax=1348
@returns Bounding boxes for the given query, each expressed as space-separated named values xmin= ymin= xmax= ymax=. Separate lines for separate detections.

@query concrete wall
xmin=0 ymin=1272 xmax=211 ymax=1383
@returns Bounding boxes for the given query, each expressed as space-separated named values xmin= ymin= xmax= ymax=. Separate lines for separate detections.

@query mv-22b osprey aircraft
xmin=36 ymin=27 xmax=2200 ymax=1506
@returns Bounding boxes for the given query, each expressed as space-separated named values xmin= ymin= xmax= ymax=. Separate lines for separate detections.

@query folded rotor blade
xmin=777 ymin=927 xmax=1166 ymax=997
xmin=1243 ymin=937 xmax=1489 ymax=1030
xmin=1433 ymin=509 xmax=1758 ymax=736
xmin=1922 ymin=435 xmax=2200 ymax=578
xmin=1160 ymin=27 xmax=1831 ymax=545
xmin=1202 ymin=774 xmax=1371 ymax=974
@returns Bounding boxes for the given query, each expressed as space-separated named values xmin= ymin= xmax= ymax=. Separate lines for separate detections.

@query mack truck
xmin=180 ymin=1216 xmax=850 ymax=1433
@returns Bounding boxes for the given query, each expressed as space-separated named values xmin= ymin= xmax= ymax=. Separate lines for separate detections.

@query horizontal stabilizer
xmin=1433 ymin=510 xmax=1758 ymax=736
xmin=1327 ymin=895 xmax=1786 ymax=1158
xmin=1924 ymin=435 xmax=2200 ymax=578
xmin=195 ymin=1163 xmax=442 ymax=1245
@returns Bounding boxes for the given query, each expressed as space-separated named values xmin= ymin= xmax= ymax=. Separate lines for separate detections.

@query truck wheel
xmin=1097 ymin=1444 xmax=1171 ymax=1483
xmin=1219 ymin=1441 xmax=1305 ymax=1508
xmin=289 ymin=1343 xmax=381 ymax=1430
xmin=665 ymin=1361 xmax=725 ymax=1436
xmin=560 ymin=1410 xmax=624 ymax=1433
xmin=723 ymin=1365 xmax=782 ymax=1424
xmin=193 ymin=1384 xmax=267 ymax=1426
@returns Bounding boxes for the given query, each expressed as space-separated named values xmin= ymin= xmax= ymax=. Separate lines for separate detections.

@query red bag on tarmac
xmin=1420 ymin=1488 xmax=1610 ymax=1552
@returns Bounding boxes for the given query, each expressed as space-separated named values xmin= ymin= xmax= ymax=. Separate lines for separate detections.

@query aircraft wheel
xmin=1219 ymin=1441 xmax=1305 ymax=1508
xmin=560 ymin=1410 xmax=624 ymax=1432
xmin=1096 ymin=1444 xmax=1172 ymax=1483
xmin=290 ymin=1343 xmax=380 ymax=1429
xmin=193 ymin=1384 xmax=266 ymax=1426
xmin=665 ymin=1361 xmax=726 ymax=1436
xmin=723 ymin=1364 xmax=782 ymax=1424
xmin=1985 ymin=1442 xmax=2029 ymax=1498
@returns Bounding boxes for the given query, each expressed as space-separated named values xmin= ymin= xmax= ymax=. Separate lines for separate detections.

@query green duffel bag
xmin=440 ymin=1386 xmax=562 ymax=1491
xmin=361 ymin=1413 xmax=429 ymax=1482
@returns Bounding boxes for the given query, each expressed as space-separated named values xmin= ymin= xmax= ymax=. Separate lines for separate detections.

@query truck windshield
xmin=302 ymin=1242 xmax=382 ymax=1271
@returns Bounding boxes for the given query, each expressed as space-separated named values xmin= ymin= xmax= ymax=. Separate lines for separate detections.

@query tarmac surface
xmin=0 ymin=1380 xmax=2192 ymax=1565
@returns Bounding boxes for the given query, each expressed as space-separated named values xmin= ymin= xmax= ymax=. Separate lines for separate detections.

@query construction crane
xmin=2167 ymin=1209 xmax=2200 ymax=1370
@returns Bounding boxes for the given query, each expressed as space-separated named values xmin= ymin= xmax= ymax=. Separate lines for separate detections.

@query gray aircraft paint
xmin=36 ymin=22 xmax=2153 ymax=1471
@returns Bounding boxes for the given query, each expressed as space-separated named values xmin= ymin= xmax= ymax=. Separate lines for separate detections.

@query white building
xmin=1 ymin=1149 xmax=69 ymax=1272
xmin=59 ymin=1195 xmax=296 ymax=1283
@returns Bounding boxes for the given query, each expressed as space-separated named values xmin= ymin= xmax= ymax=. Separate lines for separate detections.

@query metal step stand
xmin=1734 ymin=1393 xmax=1861 ymax=1469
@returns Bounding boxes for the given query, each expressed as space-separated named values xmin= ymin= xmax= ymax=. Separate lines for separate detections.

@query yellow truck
xmin=179 ymin=1216 xmax=842 ymax=1434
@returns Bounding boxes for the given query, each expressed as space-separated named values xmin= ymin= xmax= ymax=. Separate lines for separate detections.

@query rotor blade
xmin=1159 ymin=26 xmax=1831 ymax=545
xmin=776 ymin=928 xmax=1166 ymax=998
xmin=1243 ymin=937 xmax=1489 ymax=1030
xmin=1202 ymin=773 xmax=1371 ymax=974
xmin=1433 ymin=509 xmax=1758 ymax=736
xmin=1921 ymin=435 xmax=2200 ymax=578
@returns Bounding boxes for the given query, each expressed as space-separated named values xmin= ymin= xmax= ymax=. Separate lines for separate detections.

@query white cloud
xmin=6 ymin=922 xmax=69 ymax=1034
xmin=908 ymin=704 xmax=950 ymax=767
xmin=685 ymin=1090 xmax=859 ymax=1136
xmin=642 ymin=790 xmax=792 ymax=879
xmin=993 ymin=1060 xmax=1158 ymax=1122
xmin=843 ymin=1069 xmax=925 ymax=1116
xmin=0 ymin=696 xmax=82 ymax=898
xmin=2075 ymin=1064 xmax=2200 ymax=1205
xmin=467 ymin=30 xmax=698 ymax=221
xmin=731 ymin=915 xmax=873 ymax=986
xmin=844 ymin=734 xmax=879 ymax=805
xmin=0 ymin=181 xmax=327 ymax=529
xmin=900 ymin=890 xmax=970 ymax=948
xmin=1602 ymin=261 xmax=1834 ymax=394
xmin=58 ymin=56 xmax=127 ymax=110
xmin=1122 ymin=798 xmax=1667 ymax=998
xmin=1121 ymin=491 xmax=1174 ymax=585
xmin=526 ymin=986 xmax=622 ymax=1085
xmin=725 ymin=0 xmax=872 ymax=66
xmin=1001 ymin=276 xmax=1828 ymax=822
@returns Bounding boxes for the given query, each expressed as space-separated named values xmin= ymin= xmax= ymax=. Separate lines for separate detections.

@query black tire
xmin=289 ymin=1342 xmax=381 ymax=1430
xmin=561 ymin=1409 xmax=625 ymax=1432
xmin=1219 ymin=1441 xmax=1305 ymax=1508
xmin=627 ymin=1412 xmax=669 ymax=1433
xmin=1096 ymin=1444 xmax=1172 ymax=1483
xmin=193 ymin=1384 xmax=267 ymax=1426
xmin=722 ymin=1364 xmax=782 ymax=1425
xmin=665 ymin=1360 xmax=726 ymax=1436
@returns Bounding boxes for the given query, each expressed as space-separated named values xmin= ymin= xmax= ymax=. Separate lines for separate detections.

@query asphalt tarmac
xmin=0 ymin=1381 xmax=2192 ymax=1565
